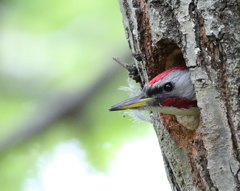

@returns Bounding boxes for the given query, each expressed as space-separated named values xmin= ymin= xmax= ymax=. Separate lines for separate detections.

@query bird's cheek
xmin=147 ymin=97 xmax=164 ymax=106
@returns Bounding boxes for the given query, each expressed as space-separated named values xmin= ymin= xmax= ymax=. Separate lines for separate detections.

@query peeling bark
xmin=118 ymin=0 xmax=240 ymax=190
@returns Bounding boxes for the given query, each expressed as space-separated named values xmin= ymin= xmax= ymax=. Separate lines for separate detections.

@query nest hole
xmin=156 ymin=39 xmax=185 ymax=71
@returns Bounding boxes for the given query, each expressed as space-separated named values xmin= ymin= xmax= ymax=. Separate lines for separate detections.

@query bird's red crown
xmin=147 ymin=65 xmax=188 ymax=85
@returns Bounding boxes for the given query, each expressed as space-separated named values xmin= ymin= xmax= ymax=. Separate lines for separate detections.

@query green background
xmin=0 ymin=1 xmax=170 ymax=191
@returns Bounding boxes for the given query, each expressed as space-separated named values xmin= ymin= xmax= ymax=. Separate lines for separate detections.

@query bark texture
xmin=118 ymin=0 xmax=240 ymax=190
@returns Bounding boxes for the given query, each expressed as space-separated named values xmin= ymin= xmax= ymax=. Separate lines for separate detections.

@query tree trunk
xmin=118 ymin=0 xmax=240 ymax=190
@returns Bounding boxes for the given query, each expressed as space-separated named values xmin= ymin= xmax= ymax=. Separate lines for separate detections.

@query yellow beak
xmin=109 ymin=95 xmax=152 ymax=111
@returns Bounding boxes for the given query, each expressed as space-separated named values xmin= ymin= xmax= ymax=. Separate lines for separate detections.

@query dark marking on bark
xmin=162 ymin=153 xmax=181 ymax=191
xmin=223 ymin=64 xmax=240 ymax=186
xmin=132 ymin=53 xmax=142 ymax=61
xmin=187 ymin=145 xmax=207 ymax=191
xmin=230 ymin=164 xmax=240 ymax=190
xmin=188 ymin=1 xmax=196 ymax=18
xmin=195 ymin=138 xmax=219 ymax=190
xmin=221 ymin=64 xmax=239 ymax=156
xmin=220 ymin=52 xmax=240 ymax=179
xmin=122 ymin=0 xmax=138 ymax=52
xmin=133 ymin=0 xmax=166 ymax=80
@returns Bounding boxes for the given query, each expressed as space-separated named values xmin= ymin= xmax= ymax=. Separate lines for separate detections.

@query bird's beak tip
xmin=108 ymin=105 xmax=127 ymax=111
xmin=108 ymin=107 xmax=118 ymax=111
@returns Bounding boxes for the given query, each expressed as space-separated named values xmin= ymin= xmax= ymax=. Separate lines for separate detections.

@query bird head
xmin=109 ymin=65 xmax=199 ymax=116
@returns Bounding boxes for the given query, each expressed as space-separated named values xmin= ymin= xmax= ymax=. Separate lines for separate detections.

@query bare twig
xmin=113 ymin=57 xmax=141 ymax=84
xmin=113 ymin=57 xmax=131 ymax=70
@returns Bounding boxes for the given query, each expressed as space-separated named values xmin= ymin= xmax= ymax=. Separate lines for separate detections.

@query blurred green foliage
xmin=0 ymin=1 xmax=153 ymax=191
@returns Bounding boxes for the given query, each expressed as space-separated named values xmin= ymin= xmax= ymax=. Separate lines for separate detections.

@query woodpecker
xmin=109 ymin=65 xmax=199 ymax=116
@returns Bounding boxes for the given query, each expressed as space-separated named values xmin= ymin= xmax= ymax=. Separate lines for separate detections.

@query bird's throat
xmin=134 ymin=105 xmax=200 ymax=116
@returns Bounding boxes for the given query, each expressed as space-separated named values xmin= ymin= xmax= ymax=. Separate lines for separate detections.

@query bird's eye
xmin=163 ymin=82 xmax=174 ymax=92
